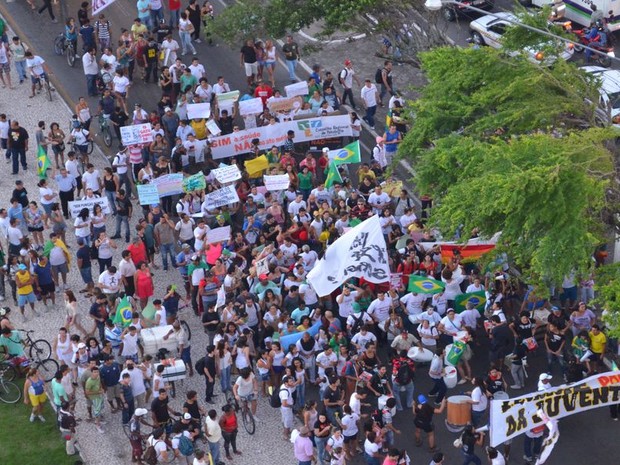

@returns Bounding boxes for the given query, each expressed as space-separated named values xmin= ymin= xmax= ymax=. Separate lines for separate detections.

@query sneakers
xmin=457 ymin=379 xmax=467 ymax=385
xmin=30 ymin=413 xmax=36 ymax=422
xmin=95 ymin=425 xmax=105 ymax=433
xmin=38 ymin=415 xmax=46 ymax=422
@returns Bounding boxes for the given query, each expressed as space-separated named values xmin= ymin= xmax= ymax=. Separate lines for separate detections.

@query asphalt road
xmin=2 ymin=1 xmax=619 ymax=464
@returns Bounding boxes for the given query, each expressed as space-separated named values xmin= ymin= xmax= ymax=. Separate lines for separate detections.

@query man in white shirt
xmin=279 ymin=238 xmax=298 ymax=266
xmin=82 ymin=47 xmax=100 ymax=97
xmin=360 ymin=78 xmax=379 ymax=129
xmin=175 ymin=120 xmax=195 ymax=143
xmin=195 ymin=78 xmax=213 ymax=103
xmin=460 ymin=303 xmax=482 ymax=330
xmin=339 ymin=59 xmax=361 ymax=108
xmin=400 ymin=292 xmax=427 ymax=317
xmin=287 ymin=194 xmax=306 ymax=217
xmin=193 ymin=220 xmax=209 ymax=251
xmin=466 ymin=277 xmax=485 ymax=294
xmin=112 ymin=146 xmax=132 ymax=194
xmin=182 ymin=133 xmax=206 ymax=163
xmin=315 ymin=346 xmax=338 ymax=381
xmin=438 ymin=309 xmax=464 ymax=340
xmin=212 ymin=75 xmax=230 ymax=95
xmin=299 ymin=281 xmax=318 ymax=309
xmin=368 ymin=186 xmax=391 ymax=215
xmin=367 ymin=291 xmax=392 ymax=324
xmin=351 ymin=325 xmax=377 ymax=352
xmin=175 ymin=213 xmax=195 ymax=244
xmin=188 ymin=57 xmax=206 ymax=81
xmin=98 ymin=265 xmax=121 ymax=305
xmin=160 ymin=34 xmax=179 ymax=65
xmin=279 ymin=376 xmax=297 ymax=438
xmin=299 ymin=245 xmax=318 ymax=272
xmin=81 ymin=164 xmax=103 ymax=194
xmin=336 ymin=284 xmax=360 ymax=320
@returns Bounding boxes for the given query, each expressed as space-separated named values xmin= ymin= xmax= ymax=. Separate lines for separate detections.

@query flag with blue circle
xmin=455 ymin=291 xmax=487 ymax=313
xmin=408 ymin=275 xmax=445 ymax=294
xmin=328 ymin=141 xmax=361 ymax=165
xmin=112 ymin=296 xmax=133 ymax=327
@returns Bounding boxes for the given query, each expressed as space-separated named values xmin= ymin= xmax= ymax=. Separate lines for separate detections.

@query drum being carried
xmin=446 ymin=395 xmax=472 ymax=432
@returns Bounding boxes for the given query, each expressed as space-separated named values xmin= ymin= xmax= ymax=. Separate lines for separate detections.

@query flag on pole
xmin=441 ymin=244 xmax=495 ymax=264
xmin=455 ymin=291 xmax=487 ymax=312
xmin=112 ymin=296 xmax=133 ymax=327
xmin=329 ymin=140 xmax=361 ymax=165
xmin=324 ymin=161 xmax=342 ymax=188
xmin=37 ymin=144 xmax=51 ymax=179
xmin=407 ymin=275 xmax=445 ymax=294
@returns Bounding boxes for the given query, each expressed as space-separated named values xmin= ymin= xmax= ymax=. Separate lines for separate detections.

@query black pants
xmin=38 ymin=0 xmax=55 ymax=20
xmin=191 ymin=287 xmax=200 ymax=315
xmin=59 ymin=190 xmax=74 ymax=218
xmin=205 ymin=377 xmax=214 ymax=402
xmin=429 ymin=377 xmax=447 ymax=403
xmin=341 ymin=87 xmax=355 ymax=108
xmin=222 ymin=429 xmax=238 ymax=456
xmin=144 ymin=63 xmax=158 ymax=83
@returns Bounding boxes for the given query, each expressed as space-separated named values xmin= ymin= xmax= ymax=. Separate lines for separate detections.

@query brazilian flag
xmin=455 ymin=291 xmax=487 ymax=313
xmin=408 ymin=275 xmax=445 ymax=294
xmin=330 ymin=141 xmax=361 ymax=165
xmin=112 ymin=296 xmax=133 ymax=327
xmin=324 ymin=161 xmax=343 ymax=188
xmin=37 ymin=144 xmax=51 ymax=179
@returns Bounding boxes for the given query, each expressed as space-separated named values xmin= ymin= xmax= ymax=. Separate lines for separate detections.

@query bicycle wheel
xmin=242 ymin=408 xmax=255 ymax=435
xmin=54 ymin=35 xmax=64 ymax=55
xmin=35 ymin=358 xmax=59 ymax=382
xmin=29 ymin=339 xmax=52 ymax=362
xmin=0 ymin=380 xmax=21 ymax=404
xmin=45 ymin=79 xmax=53 ymax=102
xmin=87 ymin=140 xmax=94 ymax=154
xmin=102 ymin=126 xmax=113 ymax=147
xmin=180 ymin=319 xmax=192 ymax=341
xmin=66 ymin=44 xmax=76 ymax=67
xmin=0 ymin=362 xmax=17 ymax=382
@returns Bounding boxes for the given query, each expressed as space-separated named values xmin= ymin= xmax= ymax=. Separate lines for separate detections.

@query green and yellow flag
xmin=324 ymin=161 xmax=342 ymax=188
xmin=37 ymin=144 xmax=51 ymax=179
xmin=113 ymin=296 xmax=134 ymax=327
xmin=329 ymin=140 xmax=361 ymax=165
xmin=408 ymin=274 xmax=445 ymax=294
xmin=455 ymin=291 xmax=487 ymax=313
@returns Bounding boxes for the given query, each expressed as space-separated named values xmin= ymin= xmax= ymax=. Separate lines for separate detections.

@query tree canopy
xmin=398 ymin=45 xmax=618 ymax=288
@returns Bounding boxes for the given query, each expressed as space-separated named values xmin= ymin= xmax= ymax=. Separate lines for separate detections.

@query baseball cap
xmin=183 ymin=413 xmax=192 ymax=420
xmin=539 ymin=373 xmax=552 ymax=381
xmin=322 ymin=147 xmax=329 ymax=153
xmin=18 ymin=264 xmax=27 ymax=270
xmin=344 ymin=59 xmax=351 ymax=65
xmin=417 ymin=394 xmax=427 ymax=404
xmin=164 ymin=106 xmax=172 ymax=112
xmin=134 ymin=408 xmax=148 ymax=417
xmin=182 ymin=244 xmax=191 ymax=250
xmin=259 ymin=274 xmax=268 ymax=280
xmin=551 ymin=306 xmax=561 ymax=312
xmin=191 ymin=255 xmax=199 ymax=261
xmin=77 ymin=343 xmax=86 ymax=349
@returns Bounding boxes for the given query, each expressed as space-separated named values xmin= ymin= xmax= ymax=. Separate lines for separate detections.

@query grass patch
xmin=0 ymin=382 xmax=76 ymax=464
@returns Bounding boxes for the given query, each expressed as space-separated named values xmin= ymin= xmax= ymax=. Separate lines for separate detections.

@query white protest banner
xmin=92 ymin=0 xmax=116 ymax=15
xmin=120 ymin=123 xmax=153 ymax=146
xmin=137 ymin=184 xmax=160 ymax=206
xmin=69 ymin=197 xmax=111 ymax=218
xmin=206 ymin=226 xmax=231 ymax=244
xmin=285 ymin=81 xmax=309 ymax=98
xmin=216 ymin=285 xmax=226 ymax=308
xmin=187 ymin=103 xmax=211 ymax=120
xmin=206 ymin=119 xmax=221 ymax=136
xmin=255 ymin=257 xmax=269 ymax=276
xmin=307 ymin=215 xmax=390 ymax=296
xmin=212 ymin=164 xmax=241 ymax=184
xmin=263 ymin=174 xmax=290 ymax=191
xmin=210 ymin=115 xmax=353 ymax=160
xmin=239 ymin=97 xmax=264 ymax=116
xmin=489 ymin=371 xmax=620 ymax=446
xmin=151 ymin=173 xmax=184 ymax=197
xmin=203 ymin=185 xmax=240 ymax=210
xmin=535 ymin=412 xmax=559 ymax=465
xmin=216 ymin=90 xmax=240 ymax=115
xmin=267 ymin=96 xmax=303 ymax=113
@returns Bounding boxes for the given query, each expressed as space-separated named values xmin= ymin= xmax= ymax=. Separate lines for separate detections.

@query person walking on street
xmin=379 ymin=60 xmax=394 ymax=106
xmin=282 ymin=35 xmax=300 ymax=83
xmin=360 ymin=79 xmax=379 ymax=130
xmin=339 ymin=59 xmax=361 ymax=109
xmin=7 ymin=120 xmax=28 ymax=175
xmin=38 ymin=0 xmax=58 ymax=23
xmin=205 ymin=408 xmax=223 ymax=465
xmin=82 ymin=47 xmax=99 ymax=97
xmin=9 ymin=37 xmax=28 ymax=84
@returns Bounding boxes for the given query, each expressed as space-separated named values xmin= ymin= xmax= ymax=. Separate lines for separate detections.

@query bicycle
xmin=0 ymin=360 xmax=17 ymax=382
xmin=0 ymin=372 xmax=21 ymax=404
xmin=53 ymin=33 xmax=77 ymax=67
xmin=18 ymin=329 xmax=52 ymax=362
xmin=236 ymin=395 xmax=256 ymax=435
xmin=95 ymin=113 xmax=113 ymax=147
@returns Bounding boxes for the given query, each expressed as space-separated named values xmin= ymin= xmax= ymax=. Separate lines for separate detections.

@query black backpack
xmin=270 ymin=387 xmax=287 ymax=408
xmin=396 ymin=361 xmax=413 ymax=385
xmin=143 ymin=441 xmax=160 ymax=465
xmin=375 ymin=68 xmax=383 ymax=84
xmin=339 ymin=68 xmax=348 ymax=85
xmin=194 ymin=356 xmax=206 ymax=376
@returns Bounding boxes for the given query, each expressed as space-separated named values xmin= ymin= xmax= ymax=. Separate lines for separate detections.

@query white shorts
xmin=281 ymin=406 xmax=294 ymax=429
xmin=244 ymin=62 xmax=258 ymax=77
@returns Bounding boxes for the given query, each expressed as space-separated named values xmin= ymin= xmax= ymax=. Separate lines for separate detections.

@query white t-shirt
xmin=367 ymin=296 xmax=392 ymax=323
xmin=26 ymin=56 xmax=45 ymax=76
xmin=98 ymin=270 xmax=121 ymax=294
xmin=471 ymin=386 xmax=488 ymax=412
xmin=73 ymin=217 xmax=91 ymax=238
xmin=113 ymin=75 xmax=130 ymax=93
xmin=360 ymin=84 xmax=378 ymax=107
xmin=351 ymin=331 xmax=376 ymax=350
xmin=299 ymin=283 xmax=318 ymax=306
xmin=364 ymin=439 xmax=380 ymax=456
xmin=337 ymin=291 xmax=358 ymax=318
xmin=71 ymin=128 xmax=90 ymax=146
xmin=101 ymin=53 xmax=117 ymax=72
xmin=188 ymin=63 xmax=206 ymax=81
xmin=82 ymin=170 xmax=101 ymax=191
xmin=460 ymin=308 xmax=481 ymax=328
xmin=439 ymin=314 xmax=463 ymax=336
xmin=400 ymin=293 xmax=426 ymax=316
xmin=341 ymin=413 xmax=359 ymax=436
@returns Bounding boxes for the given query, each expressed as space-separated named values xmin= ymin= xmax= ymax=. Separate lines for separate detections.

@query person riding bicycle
xmin=24 ymin=51 xmax=50 ymax=99
xmin=64 ymin=18 xmax=78 ymax=58
xmin=585 ymin=20 xmax=608 ymax=62
xmin=150 ymin=388 xmax=179 ymax=434
xmin=99 ymin=88 xmax=116 ymax=118
xmin=69 ymin=122 xmax=92 ymax=165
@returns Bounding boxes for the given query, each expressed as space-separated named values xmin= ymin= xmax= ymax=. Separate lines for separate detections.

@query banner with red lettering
xmin=210 ymin=115 xmax=353 ymax=160
xmin=489 ymin=371 xmax=620 ymax=446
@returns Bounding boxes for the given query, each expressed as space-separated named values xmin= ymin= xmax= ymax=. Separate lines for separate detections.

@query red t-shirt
xmin=169 ymin=0 xmax=181 ymax=11
xmin=221 ymin=413 xmax=237 ymax=432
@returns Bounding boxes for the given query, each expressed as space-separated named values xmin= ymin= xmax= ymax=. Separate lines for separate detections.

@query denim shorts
xmin=80 ymin=266 xmax=93 ymax=284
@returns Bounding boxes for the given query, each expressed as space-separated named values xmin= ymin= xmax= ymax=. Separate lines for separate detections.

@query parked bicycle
xmin=0 ymin=363 xmax=20 ymax=404
xmin=53 ymin=33 xmax=77 ymax=67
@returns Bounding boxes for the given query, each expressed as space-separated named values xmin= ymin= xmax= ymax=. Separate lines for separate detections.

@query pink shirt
xmin=294 ymin=436 xmax=314 ymax=462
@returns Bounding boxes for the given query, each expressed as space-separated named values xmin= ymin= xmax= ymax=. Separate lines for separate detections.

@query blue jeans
xmin=472 ymin=409 xmax=485 ymax=428
xmin=546 ymin=351 xmax=567 ymax=376
xmin=364 ymin=105 xmax=377 ymax=128
xmin=220 ymin=365 xmax=231 ymax=392
xmin=392 ymin=381 xmax=414 ymax=410
xmin=208 ymin=440 xmax=221 ymax=464
xmin=160 ymin=242 xmax=177 ymax=270
xmin=524 ymin=435 xmax=543 ymax=460
xmin=86 ymin=74 xmax=98 ymax=96
xmin=179 ymin=31 xmax=195 ymax=54
xmin=365 ymin=454 xmax=380 ymax=465
xmin=115 ymin=215 xmax=130 ymax=240
xmin=168 ymin=9 xmax=181 ymax=28
xmin=14 ymin=60 xmax=27 ymax=82
xmin=461 ymin=451 xmax=482 ymax=465
xmin=299 ymin=461 xmax=311 ymax=465
xmin=11 ymin=148 xmax=27 ymax=174
xmin=326 ymin=406 xmax=341 ymax=425
xmin=295 ymin=382 xmax=306 ymax=410
xmin=105 ymin=190 xmax=117 ymax=215
xmin=315 ymin=436 xmax=329 ymax=465
xmin=285 ymin=59 xmax=297 ymax=81
xmin=380 ymin=83 xmax=394 ymax=103
xmin=139 ymin=16 xmax=152 ymax=31
xmin=150 ymin=8 xmax=164 ymax=27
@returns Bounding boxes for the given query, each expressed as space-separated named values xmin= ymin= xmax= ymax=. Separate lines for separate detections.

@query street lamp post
xmin=423 ymin=0 xmax=618 ymax=63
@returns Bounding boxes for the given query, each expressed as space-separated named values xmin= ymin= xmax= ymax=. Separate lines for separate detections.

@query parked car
xmin=442 ymin=0 xmax=495 ymax=22
xmin=469 ymin=12 xmax=574 ymax=64
xmin=581 ymin=66 xmax=620 ymax=127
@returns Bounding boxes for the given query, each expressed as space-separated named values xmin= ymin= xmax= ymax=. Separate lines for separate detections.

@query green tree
xmin=399 ymin=45 xmax=618 ymax=289
xmin=595 ymin=264 xmax=620 ymax=338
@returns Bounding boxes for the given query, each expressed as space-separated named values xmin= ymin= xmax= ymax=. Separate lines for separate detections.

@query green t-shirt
xmin=180 ymin=74 xmax=197 ymax=93
xmin=0 ymin=330 xmax=25 ymax=356
xmin=85 ymin=376 xmax=102 ymax=398
xmin=298 ymin=172 xmax=313 ymax=190
xmin=51 ymin=378 xmax=68 ymax=405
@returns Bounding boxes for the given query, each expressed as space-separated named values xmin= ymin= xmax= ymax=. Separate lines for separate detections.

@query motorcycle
xmin=571 ymin=26 xmax=615 ymax=68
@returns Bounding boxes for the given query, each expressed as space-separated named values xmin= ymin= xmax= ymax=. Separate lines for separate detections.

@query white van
xmin=520 ymin=0 xmax=620 ymax=31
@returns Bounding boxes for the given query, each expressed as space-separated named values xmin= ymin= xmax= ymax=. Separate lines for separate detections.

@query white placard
xmin=203 ymin=185 xmax=240 ymax=210
xmin=206 ymin=226 xmax=231 ymax=244
xmin=120 ymin=123 xmax=153 ymax=146
xmin=285 ymin=81 xmax=309 ymax=98
xmin=206 ymin=119 xmax=221 ymax=136
xmin=212 ymin=164 xmax=241 ymax=184
xmin=238 ymin=97 xmax=264 ymax=116
xmin=263 ymin=174 xmax=290 ymax=191
xmin=255 ymin=257 xmax=269 ymax=276
xmin=187 ymin=103 xmax=211 ymax=120
xmin=69 ymin=197 xmax=112 ymax=219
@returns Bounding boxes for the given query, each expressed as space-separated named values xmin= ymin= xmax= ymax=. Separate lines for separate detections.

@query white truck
xmin=520 ymin=0 xmax=620 ymax=31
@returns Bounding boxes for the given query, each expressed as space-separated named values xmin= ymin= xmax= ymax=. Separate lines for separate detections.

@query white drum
xmin=407 ymin=346 xmax=434 ymax=363
xmin=444 ymin=366 xmax=458 ymax=388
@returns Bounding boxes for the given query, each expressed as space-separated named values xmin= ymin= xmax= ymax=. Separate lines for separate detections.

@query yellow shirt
xmin=191 ymin=119 xmax=207 ymax=140
xmin=131 ymin=24 xmax=147 ymax=41
xmin=589 ymin=331 xmax=607 ymax=354
xmin=16 ymin=271 xmax=33 ymax=295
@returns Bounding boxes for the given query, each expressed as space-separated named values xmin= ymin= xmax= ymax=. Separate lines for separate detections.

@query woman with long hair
xmin=64 ymin=289 xmax=90 ymax=336
xmin=49 ymin=122 xmax=66 ymax=169
xmin=133 ymin=261 xmax=154 ymax=309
